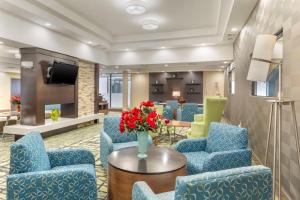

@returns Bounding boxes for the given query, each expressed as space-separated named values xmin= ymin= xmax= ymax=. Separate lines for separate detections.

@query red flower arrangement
xmin=119 ymin=100 xmax=162 ymax=134
xmin=10 ymin=96 xmax=21 ymax=106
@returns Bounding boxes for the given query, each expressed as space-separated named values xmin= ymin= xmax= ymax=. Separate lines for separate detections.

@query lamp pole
xmin=264 ymin=63 xmax=300 ymax=200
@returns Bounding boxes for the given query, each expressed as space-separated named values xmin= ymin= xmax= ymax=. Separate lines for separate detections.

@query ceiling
xmin=0 ymin=0 xmax=258 ymax=51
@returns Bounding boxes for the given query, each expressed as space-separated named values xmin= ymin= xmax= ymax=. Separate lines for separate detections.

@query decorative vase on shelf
xmin=50 ymin=109 xmax=60 ymax=121
xmin=137 ymin=131 xmax=149 ymax=159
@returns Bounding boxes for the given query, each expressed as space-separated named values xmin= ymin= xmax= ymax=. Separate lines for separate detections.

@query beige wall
xmin=131 ymin=73 xmax=149 ymax=108
xmin=203 ymin=71 xmax=225 ymax=99
xmin=78 ymin=60 xmax=95 ymax=116
xmin=0 ymin=72 xmax=11 ymax=110
xmin=225 ymin=0 xmax=300 ymax=198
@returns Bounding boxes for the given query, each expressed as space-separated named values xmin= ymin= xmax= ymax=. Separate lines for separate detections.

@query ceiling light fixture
xmin=0 ymin=41 xmax=4 ymax=45
xmin=45 ymin=22 xmax=51 ymax=27
xmin=115 ymin=66 xmax=119 ymax=69
xmin=231 ymin=27 xmax=238 ymax=32
xmin=125 ymin=48 xmax=130 ymax=51
xmin=161 ymin=46 xmax=165 ymax=49
xmin=164 ymin=64 xmax=168 ymax=67
xmin=126 ymin=4 xmax=146 ymax=15
xmin=224 ymin=61 xmax=228 ymax=64
xmin=161 ymin=71 xmax=165 ymax=73
xmin=87 ymin=41 xmax=93 ymax=44
xmin=142 ymin=19 xmax=159 ymax=30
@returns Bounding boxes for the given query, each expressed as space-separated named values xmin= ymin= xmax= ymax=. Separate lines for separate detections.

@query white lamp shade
xmin=247 ymin=60 xmax=270 ymax=81
xmin=247 ymin=34 xmax=277 ymax=81
xmin=172 ymin=91 xmax=181 ymax=97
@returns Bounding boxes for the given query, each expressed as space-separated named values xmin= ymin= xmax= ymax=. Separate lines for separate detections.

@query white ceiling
xmin=0 ymin=0 xmax=258 ymax=51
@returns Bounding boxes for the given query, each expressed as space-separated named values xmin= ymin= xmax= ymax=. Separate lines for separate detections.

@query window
xmin=99 ymin=73 xmax=131 ymax=109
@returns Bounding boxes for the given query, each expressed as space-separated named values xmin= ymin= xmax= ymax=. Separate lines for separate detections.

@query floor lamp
xmin=247 ymin=34 xmax=300 ymax=200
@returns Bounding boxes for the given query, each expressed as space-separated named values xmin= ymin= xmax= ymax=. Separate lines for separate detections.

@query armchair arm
xmin=176 ymin=107 xmax=182 ymax=121
xmin=175 ymin=138 xmax=207 ymax=153
xmin=47 ymin=148 xmax=95 ymax=168
xmin=7 ymin=167 xmax=97 ymax=200
xmin=163 ymin=106 xmax=173 ymax=120
xmin=203 ymin=149 xmax=252 ymax=172
xmin=194 ymin=114 xmax=204 ymax=122
xmin=187 ymin=122 xmax=205 ymax=138
xmin=197 ymin=107 xmax=203 ymax=114
xmin=132 ymin=181 xmax=159 ymax=200
xmin=100 ymin=130 xmax=113 ymax=170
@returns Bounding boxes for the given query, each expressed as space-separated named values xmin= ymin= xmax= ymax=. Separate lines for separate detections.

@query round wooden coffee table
xmin=108 ymin=146 xmax=187 ymax=200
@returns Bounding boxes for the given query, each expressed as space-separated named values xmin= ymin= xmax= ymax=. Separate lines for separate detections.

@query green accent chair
xmin=154 ymin=104 xmax=164 ymax=115
xmin=187 ymin=96 xmax=227 ymax=139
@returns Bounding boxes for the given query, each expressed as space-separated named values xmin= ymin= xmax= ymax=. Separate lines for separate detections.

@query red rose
xmin=164 ymin=119 xmax=170 ymax=124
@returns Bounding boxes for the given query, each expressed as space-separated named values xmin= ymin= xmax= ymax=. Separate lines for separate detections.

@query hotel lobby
xmin=0 ymin=0 xmax=300 ymax=200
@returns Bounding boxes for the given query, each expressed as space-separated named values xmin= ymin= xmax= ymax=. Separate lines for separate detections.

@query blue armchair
xmin=163 ymin=100 xmax=178 ymax=120
xmin=132 ymin=165 xmax=272 ymax=200
xmin=100 ymin=116 xmax=152 ymax=170
xmin=175 ymin=122 xmax=252 ymax=175
xmin=176 ymin=103 xmax=203 ymax=122
xmin=7 ymin=132 xmax=97 ymax=200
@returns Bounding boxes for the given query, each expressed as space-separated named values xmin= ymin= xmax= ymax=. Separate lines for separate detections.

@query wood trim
xmin=94 ymin=64 xmax=100 ymax=114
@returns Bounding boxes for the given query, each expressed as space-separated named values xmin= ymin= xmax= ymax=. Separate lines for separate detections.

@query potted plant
xmin=10 ymin=96 xmax=21 ymax=112
xmin=119 ymin=100 xmax=162 ymax=159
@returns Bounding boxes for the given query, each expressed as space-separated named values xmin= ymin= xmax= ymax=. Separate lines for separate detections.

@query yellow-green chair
xmin=187 ymin=96 xmax=227 ymax=139
xmin=154 ymin=104 xmax=164 ymax=115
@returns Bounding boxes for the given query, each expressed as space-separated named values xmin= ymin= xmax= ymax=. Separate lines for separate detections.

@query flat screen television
xmin=47 ymin=62 xmax=78 ymax=85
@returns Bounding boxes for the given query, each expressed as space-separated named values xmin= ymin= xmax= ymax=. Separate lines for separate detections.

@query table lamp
xmin=247 ymin=34 xmax=300 ymax=200
xmin=172 ymin=91 xmax=181 ymax=99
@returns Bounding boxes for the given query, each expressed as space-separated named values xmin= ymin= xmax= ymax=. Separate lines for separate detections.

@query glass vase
xmin=137 ymin=131 xmax=149 ymax=159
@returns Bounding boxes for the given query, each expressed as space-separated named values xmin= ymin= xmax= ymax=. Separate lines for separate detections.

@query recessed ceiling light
xmin=200 ymin=43 xmax=206 ymax=46
xmin=164 ymin=64 xmax=168 ymax=67
xmin=8 ymin=49 xmax=19 ymax=54
xmin=0 ymin=41 xmax=4 ymax=45
xmin=161 ymin=71 xmax=165 ymax=73
xmin=87 ymin=41 xmax=93 ymax=44
xmin=125 ymin=48 xmax=130 ymax=51
xmin=142 ymin=19 xmax=159 ymax=30
xmin=224 ymin=61 xmax=228 ymax=64
xmin=45 ymin=22 xmax=51 ymax=27
xmin=231 ymin=28 xmax=238 ymax=32
xmin=188 ymin=70 xmax=192 ymax=72
xmin=126 ymin=4 xmax=146 ymax=15
xmin=115 ymin=66 xmax=119 ymax=69
xmin=161 ymin=46 xmax=165 ymax=49
xmin=101 ymin=66 xmax=106 ymax=69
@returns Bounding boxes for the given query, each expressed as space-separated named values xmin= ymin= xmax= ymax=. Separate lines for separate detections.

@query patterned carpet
xmin=0 ymin=122 xmax=286 ymax=200
xmin=0 ymin=123 xmax=174 ymax=200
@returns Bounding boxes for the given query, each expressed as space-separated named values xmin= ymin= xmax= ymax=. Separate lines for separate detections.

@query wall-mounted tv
xmin=47 ymin=61 xmax=79 ymax=85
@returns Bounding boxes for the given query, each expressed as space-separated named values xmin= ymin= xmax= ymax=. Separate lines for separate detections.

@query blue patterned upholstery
xmin=100 ymin=116 xmax=152 ymax=170
xmin=103 ymin=116 xmax=137 ymax=143
xmin=176 ymin=103 xmax=203 ymax=122
xmin=163 ymin=100 xmax=178 ymax=120
xmin=7 ymin=132 xmax=97 ymax=200
xmin=175 ymin=122 xmax=251 ymax=175
xmin=206 ymin=122 xmax=248 ymax=153
xmin=132 ymin=166 xmax=272 ymax=200
xmin=9 ymin=132 xmax=51 ymax=174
